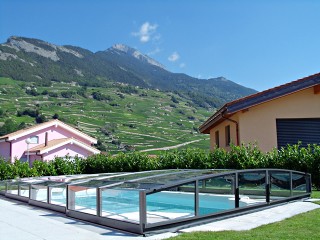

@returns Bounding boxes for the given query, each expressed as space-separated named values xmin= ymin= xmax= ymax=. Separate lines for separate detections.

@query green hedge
xmin=0 ymin=143 xmax=319 ymax=189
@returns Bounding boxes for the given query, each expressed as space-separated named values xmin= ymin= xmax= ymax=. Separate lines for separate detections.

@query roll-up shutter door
xmin=276 ymin=118 xmax=320 ymax=149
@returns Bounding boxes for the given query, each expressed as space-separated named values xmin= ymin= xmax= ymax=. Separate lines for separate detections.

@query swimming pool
xmin=73 ymin=190 xmax=249 ymax=214
xmin=1 ymin=169 xmax=311 ymax=234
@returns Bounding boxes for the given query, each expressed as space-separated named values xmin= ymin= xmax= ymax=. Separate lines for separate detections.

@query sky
xmin=1 ymin=0 xmax=320 ymax=91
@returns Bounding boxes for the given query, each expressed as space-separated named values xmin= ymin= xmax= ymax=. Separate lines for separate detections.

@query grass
xmin=0 ymin=77 xmax=212 ymax=154
xmin=168 ymin=191 xmax=320 ymax=240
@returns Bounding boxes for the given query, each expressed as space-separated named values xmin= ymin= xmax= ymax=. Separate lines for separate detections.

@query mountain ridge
xmin=0 ymin=36 xmax=257 ymax=108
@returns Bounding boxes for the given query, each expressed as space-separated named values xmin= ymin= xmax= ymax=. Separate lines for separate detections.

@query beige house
xmin=199 ymin=73 xmax=320 ymax=152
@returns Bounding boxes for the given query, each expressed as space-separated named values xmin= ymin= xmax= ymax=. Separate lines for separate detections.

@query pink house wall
xmin=0 ymin=141 xmax=11 ymax=160
xmin=9 ymin=125 xmax=93 ymax=163
xmin=42 ymin=143 xmax=91 ymax=161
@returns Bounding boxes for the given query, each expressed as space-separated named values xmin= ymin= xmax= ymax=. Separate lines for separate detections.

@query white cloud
xmin=132 ymin=22 xmax=158 ymax=43
xmin=168 ymin=52 xmax=180 ymax=62
xmin=179 ymin=63 xmax=186 ymax=68
xmin=148 ymin=47 xmax=161 ymax=56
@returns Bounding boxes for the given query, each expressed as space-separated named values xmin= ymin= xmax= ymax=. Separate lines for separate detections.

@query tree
xmin=77 ymin=86 xmax=87 ymax=98
xmin=0 ymin=119 xmax=25 ymax=136
xmin=25 ymin=88 xmax=39 ymax=96
xmin=52 ymin=113 xmax=59 ymax=119
xmin=171 ymin=96 xmax=179 ymax=103
xmin=0 ymin=109 xmax=5 ymax=118
xmin=95 ymin=139 xmax=107 ymax=151
xmin=60 ymin=91 xmax=74 ymax=98
xmin=35 ymin=114 xmax=47 ymax=123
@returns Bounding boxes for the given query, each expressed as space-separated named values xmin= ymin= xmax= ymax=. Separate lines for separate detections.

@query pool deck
xmin=0 ymin=195 xmax=319 ymax=240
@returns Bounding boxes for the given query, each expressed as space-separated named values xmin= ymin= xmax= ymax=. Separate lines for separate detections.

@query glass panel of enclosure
xmin=198 ymin=174 xmax=234 ymax=216
xmin=101 ymin=185 xmax=141 ymax=223
xmin=146 ymin=182 xmax=195 ymax=224
xmin=30 ymin=184 xmax=48 ymax=202
xmin=68 ymin=185 xmax=97 ymax=215
xmin=105 ymin=170 xmax=183 ymax=182
xmin=0 ymin=180 xmax=7 ymax=194
xmin=7 ymin=181 xmax=19 ymax=195
xmin=292 ymin=173 xmax=307 ymax=196
xmin=270 ymin=171 xmax=291 ymax=200
xmin=238 ymin=171 xmax=267 ymax=205
xmin=20 ymin=183 xmax=30 ymax=198
xmin=49 ymin=184 xmax=66 ymax=206
xmin=133 ymin=170 xmax=219 ymax=187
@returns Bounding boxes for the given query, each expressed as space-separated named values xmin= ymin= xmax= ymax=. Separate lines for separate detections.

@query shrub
xmin=0 ymin=144 xmax=319 ymax=189
xmin=36 ymin=114 xmax=47 ymax=123
xmin=60 ymin=91 xmax=75 ymax=98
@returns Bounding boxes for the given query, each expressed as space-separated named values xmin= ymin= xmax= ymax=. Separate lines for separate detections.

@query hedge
xmin=0 ymin=143 xmax=319 ymax=189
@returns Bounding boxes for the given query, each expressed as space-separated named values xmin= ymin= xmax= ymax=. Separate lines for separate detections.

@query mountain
xmin=0 ymin=36 xmax=257 ymax=108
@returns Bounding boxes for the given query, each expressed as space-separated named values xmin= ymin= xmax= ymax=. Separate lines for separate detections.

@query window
xmin=225 ymin=125 xmax=231 ymax=146
xmin=215 ymin=131 xmax=220 ymax=148
xmin=28 ymin=136 xmax=39 ymax=144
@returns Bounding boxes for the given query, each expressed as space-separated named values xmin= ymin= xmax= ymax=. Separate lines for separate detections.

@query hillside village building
xmin=0 ymin=119 xmax=100 ymax=164
xmin=200 ymin=73 xmax=320 ymax=152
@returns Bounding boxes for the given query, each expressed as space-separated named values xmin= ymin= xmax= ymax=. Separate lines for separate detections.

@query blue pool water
xmin=74 ymin=190 xmax=247 ymax=216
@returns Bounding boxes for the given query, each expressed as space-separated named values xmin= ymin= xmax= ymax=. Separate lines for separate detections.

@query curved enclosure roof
xmin=0 ymin=169 xmax=312 ymax=235
xmin=68 ymin=169 xmax=230 ymax=189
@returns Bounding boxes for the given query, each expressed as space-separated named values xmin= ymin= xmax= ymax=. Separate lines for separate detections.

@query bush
xmin=0 ymin=119 xmax=25 ymax=136
xmin=36 ymin=114 xmax=47 ymax=123
xmin=26 ymin=88 xmax=39 ymax=96
xmin=0 ymin=144 xmax=319 ymax=189
xmin=52 ymin=113 xmax=59 ymax=119
xmin=60 ymin=91 xmax=75 ymax=98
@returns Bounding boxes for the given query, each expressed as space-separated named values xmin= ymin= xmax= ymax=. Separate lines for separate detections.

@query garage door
xmin=276 ymin=118 xmax=320 ymax=149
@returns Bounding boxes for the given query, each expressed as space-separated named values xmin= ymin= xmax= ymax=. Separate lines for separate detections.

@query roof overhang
xmin=1 ymin=120 xmax=97 ymax=144
xmin=199 ymin=106 xmax=227 ymax=134
xmin=199 ymin=73 xmax=320 ymax=134
xmin=26 ymin=138 xmax=100 ymax=155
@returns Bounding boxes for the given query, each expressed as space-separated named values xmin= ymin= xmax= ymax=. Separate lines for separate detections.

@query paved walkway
xmin=0 ymin=196 xmax=319 ymax=240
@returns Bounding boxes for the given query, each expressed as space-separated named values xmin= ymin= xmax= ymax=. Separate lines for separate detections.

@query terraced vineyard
xmin=0 ymin=77 xmax=212 ymax=154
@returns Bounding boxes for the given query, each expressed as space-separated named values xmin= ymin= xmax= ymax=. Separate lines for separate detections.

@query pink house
xmin=0 ymin=119 xmax=100 ymax=164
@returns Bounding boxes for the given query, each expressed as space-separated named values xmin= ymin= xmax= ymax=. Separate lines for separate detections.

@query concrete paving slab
xmin=1 ymin=195 xmax=319 ymax=240
xmin=180 ymin=201 xmax=320 ymax=232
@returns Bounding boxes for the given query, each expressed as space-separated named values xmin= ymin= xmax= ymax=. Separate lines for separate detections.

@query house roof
xmin=199 ymin=72 xmax=320 ymax=134
xmin=0 ymin=119 xmax=97 ymax=144
xmin=26 ymin=138 xmax=100 ymax=155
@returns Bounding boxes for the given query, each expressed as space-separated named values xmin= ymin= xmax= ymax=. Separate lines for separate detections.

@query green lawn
xmin=168 ymin=191 xmax=320 ymax=240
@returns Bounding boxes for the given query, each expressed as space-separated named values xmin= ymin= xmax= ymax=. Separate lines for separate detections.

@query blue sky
xmin=1 ymin=0 xmax=320 ymax=91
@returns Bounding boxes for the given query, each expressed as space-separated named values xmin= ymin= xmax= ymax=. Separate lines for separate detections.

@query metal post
xmin=30 ymin=185 xmax=37 ymax=200
xmin=266 ymin=170 xmax=270 ymax=203
xmin=96 ymin=188 xmax=102 ymax=217
xmin=195 ymin=181 xmax=199 ymax=216
xmin=28 ymin=184 xmax=31 ymax=199
xmin=18 ymin=183 xmax=21 ymax=196
xmin=139 ymin=191 xmax=146 ymax=233
xmin=67 ymin=185 xmax=76 ymax=210
xmin=289 ymin=172 xmax=293 ymax=197
xmin=48 ymin=186 xmax=51 ymax=204
xmin=306 ymin=174 xmax=311 ymax=193
xmin=235 ymin=173 xmax=239 ymax=208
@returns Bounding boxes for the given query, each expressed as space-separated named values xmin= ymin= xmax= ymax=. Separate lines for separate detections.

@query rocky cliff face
xmin=2 ymin=36 xmax=83 ymax=62
xmin=110 ymin=44 xmax=165 ymax=69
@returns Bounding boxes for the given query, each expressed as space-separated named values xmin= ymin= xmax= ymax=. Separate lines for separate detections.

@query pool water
xmin=73 ymin=190 xmax=248 ymax=216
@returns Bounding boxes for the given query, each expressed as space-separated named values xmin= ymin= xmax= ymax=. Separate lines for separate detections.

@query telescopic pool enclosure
xmin=0 ymin=169 xmax=311 ymax=234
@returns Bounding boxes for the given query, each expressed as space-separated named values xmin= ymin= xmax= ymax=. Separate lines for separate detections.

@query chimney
xmin=45 ymin=132 xmax=48 ymax=146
